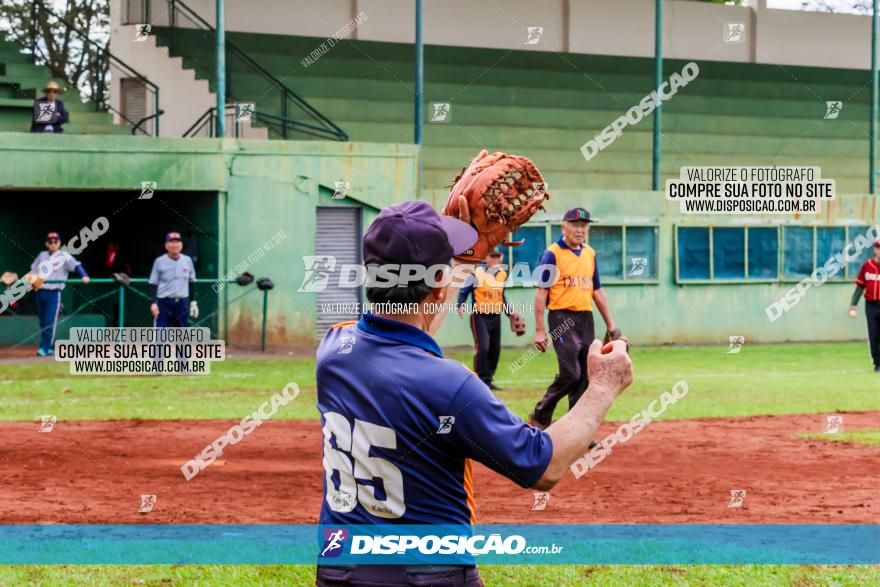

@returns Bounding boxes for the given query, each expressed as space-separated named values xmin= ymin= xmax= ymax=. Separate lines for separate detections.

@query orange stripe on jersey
xmin=546 ymin=242 xmax=596 ymax=311
xmin=463 ymin=458 xmax=477 ymax=524
xmin=330 ymin=320 xmax=357 ymax=329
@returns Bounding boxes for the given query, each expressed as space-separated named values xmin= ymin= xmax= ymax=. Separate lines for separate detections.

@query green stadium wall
xmin=0 ymin=133 xmax=875 ymax=349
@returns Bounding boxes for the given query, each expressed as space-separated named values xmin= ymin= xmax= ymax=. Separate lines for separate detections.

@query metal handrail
xmin=182 ymin=105 xmax=347 ymax=140
xmin=182 ymin=105 xmax=237 ymax=138
xmin=132 ymin=110 xmax=166 ymax=135
xmin=182 ymin=107 xmax=217 ymax=137
xmin=251 ymin=110 xmax=349 ymax=138
xmin=139 ymin=0 xmax=347 ymax=141
xmin=10 ymin=0 xmax=163 ymax=136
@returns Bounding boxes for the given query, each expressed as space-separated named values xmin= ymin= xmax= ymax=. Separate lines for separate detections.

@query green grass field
xmin=802 ymin=428 xmax=880 ymax=446
xmin=3 ymin=341 xmax=879 ymax=422
xmin=4 ymin=562 xmax=880 ymax=586
xmin=1 ymin=341 xmax=878 ymax=585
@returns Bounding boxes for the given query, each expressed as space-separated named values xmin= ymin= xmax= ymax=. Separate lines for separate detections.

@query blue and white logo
xmin=320 ymin=528 xmax=348 ymax=558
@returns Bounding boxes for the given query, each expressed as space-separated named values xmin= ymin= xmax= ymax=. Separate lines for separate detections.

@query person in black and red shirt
xmin=849 ymin=239 xmax=880 ymax=371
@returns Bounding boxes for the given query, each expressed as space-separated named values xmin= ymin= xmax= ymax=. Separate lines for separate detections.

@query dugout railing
xmin=1 ymin=277 xmax=273 ymax=353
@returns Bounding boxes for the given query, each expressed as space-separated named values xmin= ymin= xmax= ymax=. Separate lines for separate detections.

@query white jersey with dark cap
xmin=30 ymin=251 xmax=82 ymax=291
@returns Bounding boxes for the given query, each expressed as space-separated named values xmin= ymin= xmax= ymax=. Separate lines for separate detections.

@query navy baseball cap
xmin=563 ymin=207 xmax=596 ymax=223
xmin=46 ymin=232 xmax=60 ymax=240
xmin=363 ymin=200 xmax=477 ymax=266
xmin=165 ymin=231 xmax=182 ymax=242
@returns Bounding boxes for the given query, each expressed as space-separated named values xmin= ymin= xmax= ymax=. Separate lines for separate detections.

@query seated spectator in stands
xmin=30 ymin=82 xmax=69 ymax=133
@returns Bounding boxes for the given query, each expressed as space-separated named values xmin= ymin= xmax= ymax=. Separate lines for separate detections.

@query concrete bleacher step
xmin=331 ymin=119 xmax=868 ymax=156
xmin=289 ymin=76 xmax=862 ymax=119
xmin=223 ymin=51 xmax=871 ymax=104
xmin=302 ymin=97 xmax=865 ymax=140
xmin=159 ymin=28 xmax=872 ymax=104
xmin=0 ymin=44 xmax=128 ymax=135
xmin=197 ymin=70 xmax=854 ymax=122
xmin=210 ymin=29 xmax=857 ymax=87
xmin=149 ymin=26 xmax=873 ymax=189
xmin=0 ymin=38 xmax=34 ymax=64
xmin=422 ymin=145 xmax=869 ymax=175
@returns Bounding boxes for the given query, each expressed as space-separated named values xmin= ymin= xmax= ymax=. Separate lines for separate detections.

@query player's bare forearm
xmin=535 ymin=383 xmax=616 ymax=490
xmin=533 ymin=339 xmax=633 ymax=490
xmin=593 ymin=288 xmax=615 ymax=330
xmin=533 ymin=289 xmax=547 ymax=332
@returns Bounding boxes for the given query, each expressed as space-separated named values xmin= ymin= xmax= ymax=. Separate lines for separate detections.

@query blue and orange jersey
xmin=316 ymin=313 xmax=553 ymax=526
xmin=856 ymin=258 xmax=880 ymax=301
xmin=537 ymin=236 xmax=601 ymax=311
xmin=457 ymin=266 xmax=508 ymax=314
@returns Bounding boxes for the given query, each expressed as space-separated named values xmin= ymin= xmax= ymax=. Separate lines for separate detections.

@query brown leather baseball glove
xmin=508 ymin=312 xmax=526 ymax=336
xmin=112 ymin=272 xmax=132 ymax=287
xmin=441 ymin=150 xmax=550 ymax=263
xmin=24 ymin=273 xmax=44 ymax=291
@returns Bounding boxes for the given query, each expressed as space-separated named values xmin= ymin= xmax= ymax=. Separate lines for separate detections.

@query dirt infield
xmin=1 ymin=412 xmax=878 ymax=524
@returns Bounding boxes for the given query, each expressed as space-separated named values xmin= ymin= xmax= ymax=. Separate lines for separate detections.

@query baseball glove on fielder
xmin=508 ymin=312 xmax=526 ymax=336
xmin=236 ymin=272 xmax=255 ymax=287
xmin=24 ymin=273 xmax=44 ymax=291
xmin=112 ymin=272 xmax=132 ymax=287
xmin=603 ymin=328 xmax=630 ymax=352
xmin=441 ymin=150 xmax=550 ymax=263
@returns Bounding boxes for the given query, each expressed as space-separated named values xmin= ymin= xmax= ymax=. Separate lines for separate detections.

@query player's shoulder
xmin=317 ymin=320 xmax=359 ymax=356
xmin=540 ymin=245 xmax=559 ymax=264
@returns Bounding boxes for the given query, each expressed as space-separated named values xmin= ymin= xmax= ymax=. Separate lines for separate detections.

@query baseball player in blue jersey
xmin=315 ymin=201 xmax=634 ymax=586
xmin=29 ymin=231 xmax=89 ymax=356
xmin=148 ymin=232 xmax=198 ymax=327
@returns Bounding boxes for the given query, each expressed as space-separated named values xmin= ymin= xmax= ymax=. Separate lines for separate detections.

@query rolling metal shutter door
xmin=121 ymin=77 xmax=147 ymax=130
xmin=315 ymin=206 xmax=362 ymax=338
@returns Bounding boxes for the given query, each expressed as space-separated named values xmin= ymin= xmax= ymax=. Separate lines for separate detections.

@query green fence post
xmin=871 ymin=0 xmax=878 ymax=194
xmin=652 ymin=0 xmax=663 ymax=191
xmin=261 ymin=289 xmax=269 ymax=352
xmin=216 ymin=0 xmax=226 ymax=138
xmin=118 ymin=284 xmax=125 ymax=329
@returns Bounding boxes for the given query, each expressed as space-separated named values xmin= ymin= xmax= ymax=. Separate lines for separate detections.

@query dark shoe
xmin=528 ymin=412 xmax=548 ymax=430
xmin=488 ymin=382 xmax=503 ymax=391
xmin=874 ymin=365 xmax=880 ymax=372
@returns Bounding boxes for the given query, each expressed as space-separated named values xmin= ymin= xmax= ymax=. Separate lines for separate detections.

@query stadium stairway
xmin=0 ymin=35 xmax=128 ymax=135
xmin=117 ymin=28 xmax=266 ymax=139
xmin=151 ymin=28 xmax=873 ymax=202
